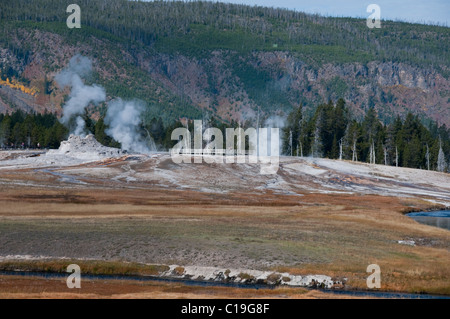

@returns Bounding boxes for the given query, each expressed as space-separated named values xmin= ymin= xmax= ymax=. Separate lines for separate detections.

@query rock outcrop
xmin=48 ymin=134 xmax=125 ymax=161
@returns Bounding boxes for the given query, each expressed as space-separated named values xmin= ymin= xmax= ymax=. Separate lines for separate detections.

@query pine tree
xmin=282 ymin=103 xmax=303 ymax=156
xmin=342 ymin=120 xmax=360 ymax=162
xmin=94 ymin=117 xmax=108 ymax=146
xmin=82 ymin=109 xmax=95 ymax=135
xmin=385 ymin=122 xmax=397 ymax=166
xmin=362 ymin=107 xmax=381 ymax=163
xmin=311 ymin=107 xmax=324 ymax=158
xmin=0 ymin=114 xmax=12 ymax=147
xmin=331 ymin=135 xmax=338 ymax=159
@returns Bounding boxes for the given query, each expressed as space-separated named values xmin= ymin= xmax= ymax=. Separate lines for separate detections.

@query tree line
xmin=281 ymin=98 xmax=449 ymax=172
xmin=1 ymin=100 xmax=448 ymax=172
xmin=0 ymin=111 xmax=67 ymax=149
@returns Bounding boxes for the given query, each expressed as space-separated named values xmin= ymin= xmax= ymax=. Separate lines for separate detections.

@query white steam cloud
xmin=55 ymin=54 xmax=106 ymax=136
xmin=105 ymin=98 xmax=156 ymax=154
xmin=74 ymin=116 xmax=86 ymax=136
xmin=56 ymin=54 xmax=157 ymax=153
xmin=264 ymin=115 xmax=285 ymax=156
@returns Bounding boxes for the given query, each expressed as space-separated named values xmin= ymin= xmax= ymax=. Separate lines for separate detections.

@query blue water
xmin=407 ymin=210 xmax=450 ymax=218
xmin=406 ymin=210 xmax=450 ymax=230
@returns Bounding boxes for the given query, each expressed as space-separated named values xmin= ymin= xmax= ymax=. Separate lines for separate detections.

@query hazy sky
xmin=189 ymin=0 xmax=449 ymax=26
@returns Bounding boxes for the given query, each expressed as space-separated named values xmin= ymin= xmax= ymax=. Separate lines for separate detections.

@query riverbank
xmin=0 ymin=274 xmax=344 ymax=299
xmin=0 ymin=259 xmax=344 ymax=289
xmin=0 ymin=270 xmax=448 ymax=299
xmin=0 ymin=255 xmax=449 ymax=298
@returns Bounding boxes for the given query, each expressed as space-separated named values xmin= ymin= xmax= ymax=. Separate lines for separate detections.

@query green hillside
xmin=0 ymin=0 xmax=449 ymax=124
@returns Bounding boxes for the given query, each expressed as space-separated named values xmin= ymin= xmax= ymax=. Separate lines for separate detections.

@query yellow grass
xmin=0 ymin=184 xmax=448 ymax=297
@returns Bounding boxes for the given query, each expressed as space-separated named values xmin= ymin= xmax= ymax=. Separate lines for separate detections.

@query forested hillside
xmin=1 ymin=0 xmax=449 ymax=123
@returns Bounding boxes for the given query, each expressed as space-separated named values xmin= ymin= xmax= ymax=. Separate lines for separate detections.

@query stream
xmin=407 ymin=210 xmax=450 ymax=230
xmin=1 ymin=270 xmax=448 ymax=299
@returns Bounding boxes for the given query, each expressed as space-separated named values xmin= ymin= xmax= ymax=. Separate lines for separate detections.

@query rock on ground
xmin=47 ymin=134 xmax=126 ymax=161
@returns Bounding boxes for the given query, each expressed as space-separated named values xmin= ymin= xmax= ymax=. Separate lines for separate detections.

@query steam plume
xmin=105 ymin=98 xmax=156 ymax=154
xmin=55 ymin=54 xmax=106 ymax=136
xmin=265 ymin=115 xmax=286 ymax=129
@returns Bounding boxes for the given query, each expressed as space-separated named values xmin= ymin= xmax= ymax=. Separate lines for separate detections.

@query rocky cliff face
xmin=1 ymin=28 xmax=449 ymax=126
xmin=138 ymin=50 xmax=450 ymax=125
